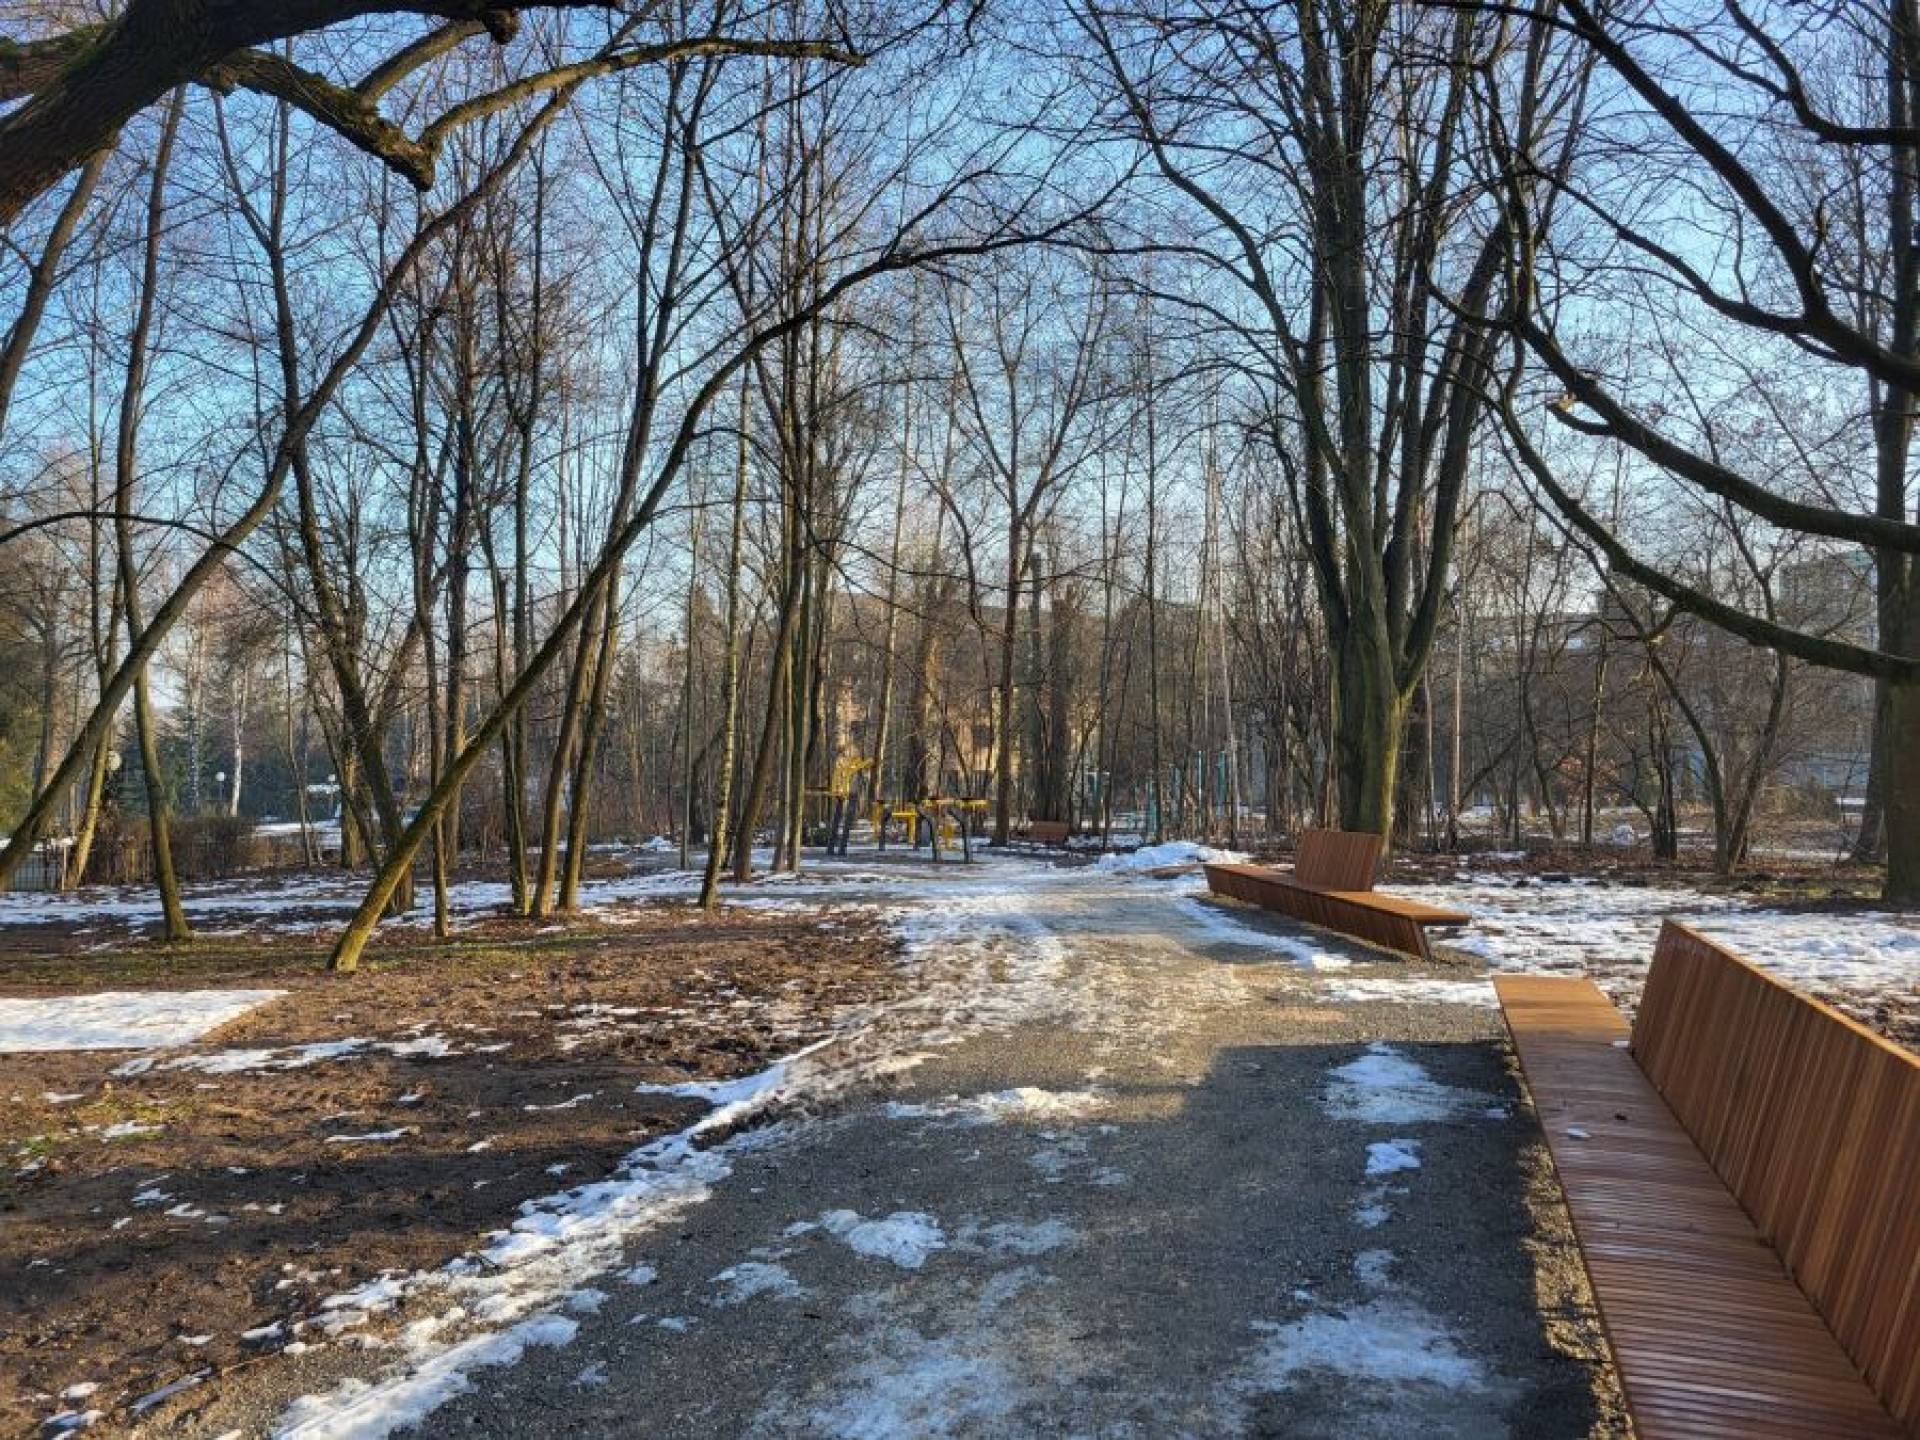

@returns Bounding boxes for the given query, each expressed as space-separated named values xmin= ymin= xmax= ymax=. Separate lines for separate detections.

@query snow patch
xmin=1365 ymin=1140 xmax=1422 ymax=1177
xmin=819 ymin=1210 xmax=947 ymax=1269
xmin=710 ymin=1260 xmax=803 ymax=1306
xmin=272 ymin=1313 xmax=577 ymax=1439
xmin=1095 ymin=841 xmax=1246 ymax=873
xmin=956 ymin=1217 xmax=1077 ymax=1258
xmin=1241 ymin=1300 xmax=1486 ymax=1395
xmin=800 ymin=1338 xmax=1023 ymax=1438
xmin=1353 ymin=1249 xmax=1395 ymax=1290
xmin=0 ymin=989 xmax=283 ymax=1053
xmin=1318 ymin=976 xmax=1498 ymax=1010
xmin=109 ymin=1036 xmax=459 ymax=1077
xmin=274 ymin=1046 xmax=815 ymax=1436
xmin=888 ymin=1086 xmax=1107 ymax=1126
xmin=1322 ymin=1044 xmax=1490 ymax=1125
xmin=1397 ymin=876 xmax=1920 ymax=1019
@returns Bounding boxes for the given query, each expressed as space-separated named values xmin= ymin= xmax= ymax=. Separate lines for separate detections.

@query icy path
xmin=180 ymin=857 xmax=1609 ymax=1440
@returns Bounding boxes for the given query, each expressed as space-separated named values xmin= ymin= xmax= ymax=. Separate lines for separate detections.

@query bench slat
xmin=1292 ymin=828 xmax=1384 ymax=890
xmin=1497 ymin=973 xmax=1905 ymax=1440
xmin=1633 ymin=923 xmax=1920 ymax=1433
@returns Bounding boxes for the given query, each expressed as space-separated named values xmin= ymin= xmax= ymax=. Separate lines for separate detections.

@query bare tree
xmin=1076 ymin=0 xmax=1583 ymax=844
xmin=1500 ymin=0 xmax=1920 ymax=900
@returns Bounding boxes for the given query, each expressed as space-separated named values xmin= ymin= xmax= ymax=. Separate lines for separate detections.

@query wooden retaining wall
xmin=1633 ymin=920 xmax=1920 ymax=1432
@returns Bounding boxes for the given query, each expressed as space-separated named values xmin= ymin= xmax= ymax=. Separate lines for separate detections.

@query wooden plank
xmin=1292 ymin=828 xmax=1383 ymax=890
xmin=1329 ymin=890 xmax=1472 ymax=924
xmin=1633 ymin=923 xmax=1920 ymax=1433
xmin=1496 ymin=973 xmax=1907 ymax=1440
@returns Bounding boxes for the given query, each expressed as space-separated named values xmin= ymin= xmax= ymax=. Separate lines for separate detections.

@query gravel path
xmin=171 ymin=857 xmax=1622 ymax=1439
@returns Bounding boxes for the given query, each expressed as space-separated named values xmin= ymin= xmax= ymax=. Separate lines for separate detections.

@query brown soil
xmin=0 ymin=897 xmax=905 ymax=1436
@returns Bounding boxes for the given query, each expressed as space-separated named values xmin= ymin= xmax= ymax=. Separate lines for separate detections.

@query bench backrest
xmin=1293 ymin=829 xmax=1383 ymax=891
xmin=1633 ymin=920 xmax=1920 ymax=1432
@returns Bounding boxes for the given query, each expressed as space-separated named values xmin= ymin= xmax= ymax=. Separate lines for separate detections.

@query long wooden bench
xmin=1498 ymin=921 xmax=1918 ymax=1439
xmin=1202 ymin=828 xmax=1469 ymax=960
xmin=1024 ymin=819 xmax=1071 ymax=846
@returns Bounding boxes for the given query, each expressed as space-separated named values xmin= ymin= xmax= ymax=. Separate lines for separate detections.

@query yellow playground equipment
xmin=804 ymin=754 xmax=872 ymax=813
xmin=885 ymin=795 xmax=989 ymax=847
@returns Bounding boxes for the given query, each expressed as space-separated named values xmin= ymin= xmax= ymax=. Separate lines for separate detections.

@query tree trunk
xmin=118 ymin=89 xmax=189 ymax=942
xmin=992 ymin=523 xmax=1021 ymax=844
xmin=731 ymin=568 xmax=801 ymax=882
xmin=531 ymin=599 xmax=598 ymax=916
xmin=1885 ymin=676 xmax=1920 ymax=905
xmin=1882 ymin=564 xmax=1920 ymax=904
xmin=679 ymin=494 xmax=704 ymax=871
xmin=700 ymin=380 xmax=753 ymax=909
xmin=1331 ymin=619 xmax=1404 ymax=843
xmin=66 ymin=733 xmax=114 ymax=888
xmin=559 ymin=580 xmax=620 ymax=911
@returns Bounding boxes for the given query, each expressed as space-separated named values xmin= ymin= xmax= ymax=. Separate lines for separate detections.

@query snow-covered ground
xmin=1386 ymin=872 xmax=1919 ymax=1014
xmin=1093 ymin=840 xmax=1245 ymax=873
xmin=0 ymin=869 xmax=705 ymax=935
xmin=0 ymin=989 xmax=285 ymax=1053
xmin=0 ymin=845 xmax=947 ymax=941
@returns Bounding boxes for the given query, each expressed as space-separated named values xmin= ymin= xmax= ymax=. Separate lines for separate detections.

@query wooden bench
xmin=1202 ymin=828 xmax=1468 ymax=960
xmin=1023 ymin=819 xmax=1071 ymax=846
xmin=1497 ymin=921 xmax=1918 ymax=1439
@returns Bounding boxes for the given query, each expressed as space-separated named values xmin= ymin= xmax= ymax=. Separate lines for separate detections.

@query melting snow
xmin=1318 ymin=976 xmax=1498 ymax=1010
xmin=0 ymin=989 xmax=284 ymax=1053
xmin=1322 ymin=1045 xmax=1491 ymax=1125
xmin=1096 ymin=841 xmax=1246 ymax=873
xmin=98 ymin=1120 xmax=160 ymax=1139
xmin=710 ymin=1260 xmax=803 ymax=1305
xmin=802 ymin=1338 xmax=1023 ymax=1437
xmin=1173 ymin=898 xmax=1353 ymax=968
xmin=273 ymin=1313 xmax=577 ymax=1439
xmin=1352 ymin=1191 xmax=1394 ymax=1229
xmin=1353 ymin=1249 xmax=1395 ymax=1289
xmin=1365 ymin=1140 xmax=1422 ymax=1177
xmin=887 ymin=1087 xmax=1107 ymax=1126
xmin=955 ymin=1217 xmax=1077 ymax=1258
xmin=819 ymin=1210 xmax=947 ymax=1269
xmin=272 ymin=1044 xmax=819 ymax=1436
xmin=1241 ymin=1301 xmax=1486 ymax=1394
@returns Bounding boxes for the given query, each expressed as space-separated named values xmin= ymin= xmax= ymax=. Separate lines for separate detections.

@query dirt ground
xmin=0 ymin=896 xmax=906 ymax=1436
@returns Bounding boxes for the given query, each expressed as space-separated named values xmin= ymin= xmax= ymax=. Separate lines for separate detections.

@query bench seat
xmin=1202 ymin=861 xmax=1468 ymax=960
xmin=1497 ymin=972 xmax=1906 ymax=1439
